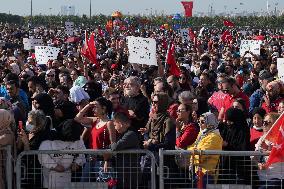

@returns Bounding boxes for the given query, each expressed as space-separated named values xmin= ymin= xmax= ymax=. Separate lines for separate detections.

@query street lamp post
xmin=30 ymin=0 xmax=33 ymax=24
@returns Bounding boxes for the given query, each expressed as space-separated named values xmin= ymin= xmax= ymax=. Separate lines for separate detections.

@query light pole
xmin=30 ymin=0 xmax=33 ymax=24
xmin=89 ymin=0 xmax=92 ymax=19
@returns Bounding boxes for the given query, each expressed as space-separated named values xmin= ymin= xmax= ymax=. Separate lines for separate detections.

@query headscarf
xmin=226 ymin=107 xmax=247 ymax=128
xmin=0 ymin=109 xmax=13 ymax=131
xmin=155 ymin=93 xmax=170 ymax=114
xmin=69 ymin=85 xmax=90 ymax=104
xmin=33 ymin=93 xmax=55 ymax=117
xmin=56 ymin=119 xmax=82 ymax=142
xmin=0 ymin=97 xmax=13 ymax=111
xmin=202 ymin=112 xmax=218 ymax=129
xmin=73 ymin=76 xmax=88 ymax=88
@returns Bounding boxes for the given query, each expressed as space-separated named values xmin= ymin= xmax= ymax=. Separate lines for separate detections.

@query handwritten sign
xmin=65 ymin=22 xmax=74 ymax=36
xmin=127 ymin=36 xmax=157 ymax=66
xmin=35 ymin=46 xmax=60 ymax=65
xmin=240 ymin=40 xmax=262 ymax=57
xmin=277 ymin=58 xmax=284 ymax=82
xmin=180 ymin=28 xmax=190 ymax=42
xmin=23 ymin=38 xmax=43 ymax=50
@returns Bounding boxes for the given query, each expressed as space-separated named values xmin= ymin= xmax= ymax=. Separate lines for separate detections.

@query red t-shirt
xmin=261 ymin=97 xmax=284 ymax=113
xmin=176 ymin=123 xmax=199 ymax=149
xmin=222 ymin=91 xmax=250 ymax=115
xmin=250 ymin=127 xmax=263 ymax=151
xmin=89 ymin=121 xmax=110 ymax=149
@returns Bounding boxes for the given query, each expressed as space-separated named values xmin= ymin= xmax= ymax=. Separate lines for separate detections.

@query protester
xmin=188 ymin=112 xmax=222 ymax=188
xmin=74 ymin=97 xmax=116 ymax=182
xmin=111 ymin=112 xmax=141 ymax=189
xmin=38 ymin=119 xmax=86 ymax=189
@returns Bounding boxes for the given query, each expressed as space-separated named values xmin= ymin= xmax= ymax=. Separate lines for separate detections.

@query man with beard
xmin=167 ymin=75 xmax=183 ymax=100
xmin=261 ymin=80 xmax=284 ymax=113
xmin=48 ymin=85 xmax=78 ymax=123
xmin=121 ymin=76 xmax=150 ymax=131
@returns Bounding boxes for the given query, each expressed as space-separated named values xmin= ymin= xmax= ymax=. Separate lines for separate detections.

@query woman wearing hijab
xmin=32 ymin=93 xmax=56 ymax=129
xmin=219 ymin=107 xmax=251 ymax=184
xmin=139 ymin=93 xmax=176 ymax=187
xmin=38 ymin=119 xmax=86 ymax=189
xmin=188 ymin=112 xmax=223 ymax=188
xmin=0 ymin=109 xmax=15 ymax=189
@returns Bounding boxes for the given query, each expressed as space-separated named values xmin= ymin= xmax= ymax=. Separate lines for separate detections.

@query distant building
xmin=61 ymin=5 xmax=75 ymax=16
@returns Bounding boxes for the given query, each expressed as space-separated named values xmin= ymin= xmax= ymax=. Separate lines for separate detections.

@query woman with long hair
xmin=75 ymin=97 xmax=116 ymax=182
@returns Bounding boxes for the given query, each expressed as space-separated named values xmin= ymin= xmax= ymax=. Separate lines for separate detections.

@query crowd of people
xmin=0 ymin=21 xmax=284 ymax=189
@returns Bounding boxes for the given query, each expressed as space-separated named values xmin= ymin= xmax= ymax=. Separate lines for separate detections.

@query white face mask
xmin=25 ymin=121 xmax=35 ymax=132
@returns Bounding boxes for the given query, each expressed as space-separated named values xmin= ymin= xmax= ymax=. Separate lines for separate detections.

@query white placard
xmin=127 ymin=36 xmax=157 ymax=66
xmin=180 ymin=28 xmax=190 ymax=42
xmin=35 ymin=46 xmax=60 ymax=65
xmin=240 ymin=40 xmax=262 ymax=57
xmin=65 ymin=22 xmax=74 ymax=36
xmin=277 ymin=58 xmax=284 ymax=82
xmin=23 ymin=38 xmax=43 ymax=50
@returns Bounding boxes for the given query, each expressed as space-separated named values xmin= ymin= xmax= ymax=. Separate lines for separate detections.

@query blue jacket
xmin=249 ymin=88 xmax=265 ymax=113
xmin=0 ymin=85 xmax=29 ymax=109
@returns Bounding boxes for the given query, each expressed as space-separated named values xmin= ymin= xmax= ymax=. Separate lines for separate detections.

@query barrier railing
xmin=158 ymin=149 xmax=283 ymax=189
xmin=16 ymin=149 xmax=156 ymax=189
xmin=0 ymin=145 xmax=13 ymax=189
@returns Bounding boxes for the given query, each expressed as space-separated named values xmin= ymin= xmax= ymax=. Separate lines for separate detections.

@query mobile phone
xmin=18 ymin=121 xmax=23 ymax=130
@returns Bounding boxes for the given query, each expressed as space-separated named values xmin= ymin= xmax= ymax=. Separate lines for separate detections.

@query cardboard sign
xmin=65 ymin=22 xmax=74 ymax=36
xmin=127 ymin=36 xmax=157 ymax=66
xmin=180 ymin=28 xmax=190 ymax=42
xmin=35 ymin=46 xmax=60 ymax=65
xmin=240 ymin=40 xmax=262 ymax=57
xmin=277 ymin=58 xmax=284 ymax=82
xmin=23 ymin=38 xmax=43 ymax=50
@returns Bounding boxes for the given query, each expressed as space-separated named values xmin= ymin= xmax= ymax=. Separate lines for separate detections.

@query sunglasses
xmin=152 ymin=101 xmax=159 ymax=104
xmin=222 ymin=89 xmax=229 ymax=93
xmin=199 ymin=119 xmax=206 ymax=124
xmin=47 ymin=74 xmax=54 ymax=77
xmin=263 ymin=121 xmax=272 ymax=126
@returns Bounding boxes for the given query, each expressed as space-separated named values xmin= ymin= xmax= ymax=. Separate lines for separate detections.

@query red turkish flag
xmin=181 ymin=1 xmax=193 ymax=17
xmin=223 ymin=20 xmax=235 ymax=27
xmin=264 ymin=112 xmax=284 ymax=167
xmin=166 ymin=42 xmax=181 ymax=77
xmin=221 ymin=30 xmax=232 ymax=43
xmin=81 ymin=31 xmax=98 ymax=66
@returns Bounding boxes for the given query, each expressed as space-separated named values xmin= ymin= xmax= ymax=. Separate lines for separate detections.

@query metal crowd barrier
xmin=0 ymin=145 xmax=13 ymax=189
xmin=16 ymin=149 xmax=156 ymax=189
xmin=158 ymin=149 xmax=283 ymax=189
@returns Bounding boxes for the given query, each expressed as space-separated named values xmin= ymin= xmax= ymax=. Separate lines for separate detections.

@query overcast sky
xmin=0 ymin=0 xmax=282 ymax=16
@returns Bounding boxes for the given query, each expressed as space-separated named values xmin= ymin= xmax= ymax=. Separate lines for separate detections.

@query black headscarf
xmin=220 ymin=107 xmax=250 ymax=151
xmin=33 ymin=93 xmax=55 ymax=117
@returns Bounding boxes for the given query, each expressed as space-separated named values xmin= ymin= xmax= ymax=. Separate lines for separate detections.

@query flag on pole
xmin=181 ymin=1 xmax=193 ymax=17
xmin=264 ymin=112 xmax=284 ymax=167
xmin=221 ymin=30 xmax=232 ymax=43
xmin=166 ymin=42 xmax=181 ymax=77
xmin=223 ymin=20 xmax=235 ymax=27
xmin=81 ymin=31 xmax=98 ymax=66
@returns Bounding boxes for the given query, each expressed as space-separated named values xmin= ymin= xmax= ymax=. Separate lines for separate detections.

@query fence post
xmin=159 ymin=149 xmax=164 ymax=189
xmin=15 ymin=152 xmax=23 ymax=189
xmin=5 ymin=145 xmax=12 ymax=189
xmin=149 ymin=151 xmax=156 ymax=189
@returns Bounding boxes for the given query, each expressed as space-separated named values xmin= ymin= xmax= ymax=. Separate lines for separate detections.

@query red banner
xmin=181 ymin=1 xmax=193 ymax=17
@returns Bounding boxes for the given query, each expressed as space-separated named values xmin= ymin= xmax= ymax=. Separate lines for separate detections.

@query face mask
xmin=26 ymin=122 xmax=35 ymax=132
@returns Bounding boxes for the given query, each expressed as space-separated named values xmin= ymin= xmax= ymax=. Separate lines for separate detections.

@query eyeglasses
xmin=177 ymin=109 xmax=187 ymax=113
xmin=199 ymin=119 xmax=206 ymax=124
xmin=263 ymin=121 xmax=272 ymax=127
xmin=152 ymin=101 xmax=159 ymax=104
xmin=222 ymin=89 xmax=229 ymax=93
xmin=47 ymin=74 xmax=54 ymax=77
